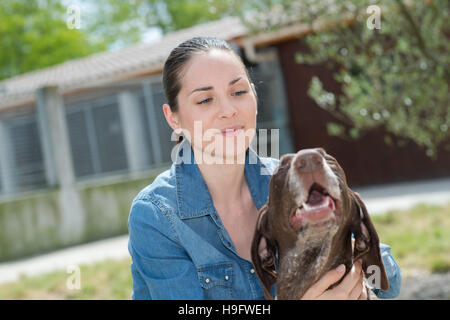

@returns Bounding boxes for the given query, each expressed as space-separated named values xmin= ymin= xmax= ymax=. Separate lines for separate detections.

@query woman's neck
xmin=195 ymin=150 xmax=247 ymax=207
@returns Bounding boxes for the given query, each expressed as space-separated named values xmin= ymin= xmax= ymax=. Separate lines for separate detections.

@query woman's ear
xmin=162 ymin=104 xmax=181 ymax=132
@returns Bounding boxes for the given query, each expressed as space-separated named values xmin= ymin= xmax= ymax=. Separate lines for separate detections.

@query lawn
xmin=0 ymin=257 xmax=133 ymax=300
xmin=0 ymin=201 xmax=449 ymax=299
xmin=371 ymin=202 xmax=450 ymax=275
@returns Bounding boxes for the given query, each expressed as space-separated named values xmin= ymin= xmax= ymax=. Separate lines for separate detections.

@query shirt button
xmin=250 ymin=268 xmax=255 ymax=274
xmin=205 ymin=278 xmax=210 ymax=284
xmin=225 ymin=275 xmax=229 ymax=281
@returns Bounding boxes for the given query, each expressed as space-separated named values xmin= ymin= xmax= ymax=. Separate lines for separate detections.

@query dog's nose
xmin=294 ymin=150 xmax=323 ymax=173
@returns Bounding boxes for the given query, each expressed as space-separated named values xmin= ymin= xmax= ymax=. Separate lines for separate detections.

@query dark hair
xmin=162 ymin=37 xmax=252 ymax=144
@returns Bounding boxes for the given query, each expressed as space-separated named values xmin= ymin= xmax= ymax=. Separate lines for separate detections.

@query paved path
xmin=0 ymin=235 xmax=129 ymax=284
xmin=1 ymin=177 xmax=449 ymax=285
xmin=395 ymin=272 xmax=450 ymax=300
xmin=354 ymin=176 xmax=450 ymax=215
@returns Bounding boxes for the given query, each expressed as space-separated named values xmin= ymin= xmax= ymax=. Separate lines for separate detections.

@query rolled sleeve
xmin=372 ymin=243 xmax=402 ymax=299
xmin=128 ymin=199 xmax=204 ymax=300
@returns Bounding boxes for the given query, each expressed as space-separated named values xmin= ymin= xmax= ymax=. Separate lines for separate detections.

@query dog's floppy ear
xmin=251 ymin=203 xmax=277 ymax=300
xmin=350 ymin=191 xmax=389 ymax=291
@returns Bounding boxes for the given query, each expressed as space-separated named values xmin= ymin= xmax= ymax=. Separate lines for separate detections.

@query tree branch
xmin=394 ymin=0 xmax=449 ymax=79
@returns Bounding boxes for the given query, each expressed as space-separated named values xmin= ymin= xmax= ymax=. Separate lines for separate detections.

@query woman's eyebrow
xmin=189 ymin=77 xmax=244 ymax=95
xmin=190 ymin=86 xmax=213 ymax=95
xmin=228 ymin=76 xmax=243 ymax=86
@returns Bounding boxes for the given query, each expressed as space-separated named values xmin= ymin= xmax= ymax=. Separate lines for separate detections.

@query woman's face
xmin=166 ymin=49 xmax=257 ymax=163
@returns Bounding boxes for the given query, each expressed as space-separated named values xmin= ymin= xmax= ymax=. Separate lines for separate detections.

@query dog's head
xmin=251 ymin=148 xmax=389 ymax=299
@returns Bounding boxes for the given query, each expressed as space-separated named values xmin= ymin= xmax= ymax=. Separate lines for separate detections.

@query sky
xmin=60 ymin=0 xmax=164 ymax=51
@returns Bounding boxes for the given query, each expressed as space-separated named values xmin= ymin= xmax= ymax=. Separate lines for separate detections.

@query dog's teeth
xmin=301 ymin=197 xmax=330 ymax=212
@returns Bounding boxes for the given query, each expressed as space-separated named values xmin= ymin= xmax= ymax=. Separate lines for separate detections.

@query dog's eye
xmin=280 ymin=154 xmax=294 ymax=167
xmin=315 ymin=148 xmax=327 ymax=156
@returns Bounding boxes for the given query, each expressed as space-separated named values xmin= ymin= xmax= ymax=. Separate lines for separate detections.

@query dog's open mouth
xmin=289 ymin=183 xmax=340 ymax=231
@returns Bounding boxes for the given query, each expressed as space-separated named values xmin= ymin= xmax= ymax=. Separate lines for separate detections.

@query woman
xmin=127 ymin=37 xmax=401 ymax=300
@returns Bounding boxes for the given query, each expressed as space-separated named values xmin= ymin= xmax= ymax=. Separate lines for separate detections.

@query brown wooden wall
xmin=276 ymin=39 xmax=450 ymax=187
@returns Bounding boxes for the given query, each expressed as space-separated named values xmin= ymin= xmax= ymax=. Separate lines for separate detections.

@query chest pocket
xmin=197 ymin=262 xmax=233 ymax=299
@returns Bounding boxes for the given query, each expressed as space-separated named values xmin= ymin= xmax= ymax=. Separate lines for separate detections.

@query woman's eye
xmin=196 ymin=91 xmax=247 ymax=104
xmin=233 ymin=90 xmax=248 ymax=96
xmin=197 ymin=98 xmax=212 ymax=105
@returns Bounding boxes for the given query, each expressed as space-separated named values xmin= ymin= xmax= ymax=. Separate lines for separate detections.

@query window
xmin=140 ymin=82 xmax=173 ymax=165
xmin=66 ymin=95 xmax=128 ymax=178
xmin=0 ymin=113 xmax=47 ymax=193
xmin=248 ymin=55 xmax=294 ymax=157
xmin=92 ymin=101 xmax=128 ymax=173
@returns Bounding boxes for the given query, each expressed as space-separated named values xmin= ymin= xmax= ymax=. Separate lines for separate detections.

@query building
xmin=0 ymin=16 xmax=448 ymax=261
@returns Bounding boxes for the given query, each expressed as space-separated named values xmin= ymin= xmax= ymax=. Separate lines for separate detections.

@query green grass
xmin=0 ymin=201 xmax=449 ymax=299
xmin=0 ymin=257 xmax=133 ymax=300
xmin=372 ymin=202 xmax=450 ymax=274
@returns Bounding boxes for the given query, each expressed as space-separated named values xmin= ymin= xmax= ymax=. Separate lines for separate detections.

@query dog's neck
xmin=276 ymin=228 xmax=353 ymax=300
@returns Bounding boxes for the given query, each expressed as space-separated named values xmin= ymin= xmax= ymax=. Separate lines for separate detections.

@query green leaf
xmin=326 ymin=122 xmax=345 ymax=137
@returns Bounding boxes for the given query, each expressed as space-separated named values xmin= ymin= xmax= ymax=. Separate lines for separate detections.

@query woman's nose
xmin=218 ymin=98 xmax=238 ymax=118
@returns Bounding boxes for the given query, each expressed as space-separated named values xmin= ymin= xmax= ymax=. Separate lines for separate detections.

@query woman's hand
xmin=300 ymin=260 xmax=368 ymax=300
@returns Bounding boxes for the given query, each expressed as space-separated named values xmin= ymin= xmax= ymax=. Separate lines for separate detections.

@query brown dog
xmin=251 ymin=148 xmax=389 ymax=300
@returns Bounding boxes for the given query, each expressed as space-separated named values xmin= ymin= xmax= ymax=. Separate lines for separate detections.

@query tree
xmin=4 ymin=1 xmax=448 ymax=159
xmin=241 ymin=0 xmax=449 ymax=158
xmin=79 ymin=0 xmax=242 ymax=47
xmin=0 ymin=0 xmax=106 ymax=80
xmin=0 ymin=0 xmax=243 ymax=80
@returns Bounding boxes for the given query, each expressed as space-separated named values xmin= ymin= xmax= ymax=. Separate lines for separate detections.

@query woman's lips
xmin=221 ymin=125 xmax=244 ymax=136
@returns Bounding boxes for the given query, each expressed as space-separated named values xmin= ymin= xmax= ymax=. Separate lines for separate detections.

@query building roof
xmin=0 ymin=4 xmax=351 ymax=111
xmin=0 ymin=16 xmax=248 ymax=110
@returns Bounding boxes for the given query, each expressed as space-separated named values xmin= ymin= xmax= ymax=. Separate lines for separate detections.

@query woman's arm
xmin=371 ymin=243 xmax=402 ymax=299
xmin=128 ymin=199 xmax=204 ymax=300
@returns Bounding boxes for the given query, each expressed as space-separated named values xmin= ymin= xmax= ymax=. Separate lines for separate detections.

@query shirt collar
xmin=174 ymin=138 xmax=272 ymax=219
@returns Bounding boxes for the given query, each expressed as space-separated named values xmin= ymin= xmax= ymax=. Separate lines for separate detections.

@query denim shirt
xmin=128 ymin=139 xmax=401 ymax=300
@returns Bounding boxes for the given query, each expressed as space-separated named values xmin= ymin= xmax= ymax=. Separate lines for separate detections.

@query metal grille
xmin=0 ymin=63 xmax=292 ymax=195
xmin=251 ymin=68 xmax=274 ymax=124
xmin=250 ymin=64 xmax=276 ymax=157
xmin=66 ymin=95 xmax=128 ymax=178
xmin=139 ymin=95 xmax=154 ymax=165
xmin=0 ymin=158 xmax=3 ymax=193
xmin=92 ymin=101 xmax=128 ymax=172
xmin=250 ymin=58 xmax=294 ymax=157
xmin=139 ymin=81 xmax=174 ymax=166
xmin=66 ymin=110 xmax=95 ymax=177
xmin=148 ymin=83 xmax=173 ymax=164
xmin=0 ymin=113 xmax=47 ymax=194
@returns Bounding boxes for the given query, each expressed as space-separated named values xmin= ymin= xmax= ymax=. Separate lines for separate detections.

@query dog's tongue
xmin=308 ymin=189 xmax=325 ymax=205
